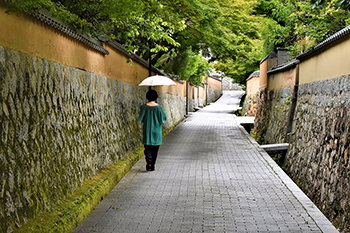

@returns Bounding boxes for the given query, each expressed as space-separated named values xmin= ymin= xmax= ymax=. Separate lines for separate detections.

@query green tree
xmin=4 ymin=0 xmax=348 ymax=85
xmin=311 ymin=0 xmax=350 ymax=10
xmin=212 ymin=0 xmax=264 ymax=84
xmin=2 ymin=0 xmax=263 ymax=84
xmin=254 ymin=0 xmax=349 ymax=57
xmin=163 ymin=47 xmax=211 ymax=85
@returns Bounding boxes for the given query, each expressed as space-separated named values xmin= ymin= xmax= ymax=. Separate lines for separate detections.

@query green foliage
xmin=3 ymin=0 xmax=350 ymax=84
xmin=212 ymin=0 xmax=264 ymax=84
xmin=250 ymin=128 xmax=262 ymax=144
xmin=164 ymin=47 xmax=211 ymax=85
xmin=285 ymin=96 xmax=291 ymax=105
xmin=254 ymin=0 xmax=349 ymax=58
xmin=2 ymin=0 xmax=263 ymax=84
xmin=311 ymin=0 xmax=350 ymax=10
xmin=274 ymin=104 xmax=283 ymax=112
xmin=4 ymin=0 xmax=92 ymax=33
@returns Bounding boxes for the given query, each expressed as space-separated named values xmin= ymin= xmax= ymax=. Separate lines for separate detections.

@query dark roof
xmin=208 ymin=75 xmax=222 ymax=82
xmin=259 ymin=51 xmax=277 ymax=64
xmin=266 ymin=59 xmax=299 ymax=74
xmin=32 ymin=10 xmax=170 ymax=77
xmin=297 ymin=25 xmax=350 ymax=60
xmin=259 ymin=47 xmax=291 ymax=65
xmin=33 ymin=11 xmax=109 ymax=55
xmin=246 ymin=70 xmax=260 ymax=81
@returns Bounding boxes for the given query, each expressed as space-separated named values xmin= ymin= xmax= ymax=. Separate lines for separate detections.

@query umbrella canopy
xmin=139 ymin=75 xmax=177 ymax=86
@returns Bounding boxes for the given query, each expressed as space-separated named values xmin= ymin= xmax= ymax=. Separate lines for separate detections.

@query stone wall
xmin=158 ymin=92 xmax=186 ymax=129
xmin=0 ymin=46 xmax=185 ymax=232
xmin=253 ymin=77 xmax=350 ymax=232
xmin=285 ymin=76 xmax=350 ymax=231
xmin=253 ymin=86 xmax=296 ymax=143
xmin=253 ymin=76 xmax=350 ymax=231
xmin=187 ymin=98 xmax=205 ymax=112
xmin=198 ymin=98 xmax=205 ymax=108
xmin=252 ymin=88 xmax=268 ymax=144
xmin=221 ymin=77 xmax=244 ymax=91
xmin=207 ymin=87 xmax=222 ymax=103
xmin=242 ymin=94 xmax=258 ymax=116
xmin=263 ymin=88 xmax=293 ymax=144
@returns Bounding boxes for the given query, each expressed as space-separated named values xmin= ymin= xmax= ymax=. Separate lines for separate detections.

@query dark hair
xmin=146 ymin=90 xmax=158 ymax=101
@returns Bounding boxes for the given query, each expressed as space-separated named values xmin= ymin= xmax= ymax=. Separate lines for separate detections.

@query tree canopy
xmin=2 ymin=0 xmax=349 ymax=84
xmin=255 ymin=0 xmax=349 ymax=57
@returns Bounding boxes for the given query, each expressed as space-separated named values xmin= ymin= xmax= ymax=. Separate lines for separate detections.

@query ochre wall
xmin=198 ymin=85 xmax=205 ymax=99
xmin=0 ymin=4 xmax=111 ymax=79
xmin=0 ymin=4 xmax=188 ymax=96
xmin=299 ymin=36 xmax=350 ymax=85
xmin=259 ymin=60 xmax=268 ymax=89
xmin=267 ymin=66 xmax=298 ymax=91
xmin=157 ymin=80 xmax=186 ymax=97
xmin=246 ymin=76 xmax=260 ymax=95
xmin=207 ymin=77 xmax=221 ymax=91
xmin=103 ymin=43 xmax=150 ymax=84
xmin=187 ymin=83 xmax=195 ymax=99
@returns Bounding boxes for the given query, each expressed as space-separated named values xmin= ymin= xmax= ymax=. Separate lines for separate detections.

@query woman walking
xmin=137 ymin=90 xmax=167 ymax=171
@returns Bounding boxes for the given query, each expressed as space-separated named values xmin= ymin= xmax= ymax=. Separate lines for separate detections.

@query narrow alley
xmin=73 ymin=91 xmax=337 ymax=233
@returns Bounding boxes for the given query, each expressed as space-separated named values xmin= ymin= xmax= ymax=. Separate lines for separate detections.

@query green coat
xmin=137 ymin=104 xmax=167 ymax=146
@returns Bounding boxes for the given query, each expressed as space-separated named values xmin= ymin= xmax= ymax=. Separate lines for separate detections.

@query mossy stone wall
xmin=263 ymin=88 xmax=293 ymax=144
xmin=207 ymin=87 xmax=222 ymax=104
xmin=242 ymin=93 xmax=258 ymax=117
xmin=251 ymin=87 xmax=268 ymax=144
xmin=285 ymin=76 xmax=350 ymax=232
xmin=0 ymin=46 xmax=185 ymax=233
xmin=254 ymin=75 xmax=350 ymax=232
xmin=158 ymin=92 xmax=186 ymax=129
xmin=252 ymin=87 xmax=294 ymax=145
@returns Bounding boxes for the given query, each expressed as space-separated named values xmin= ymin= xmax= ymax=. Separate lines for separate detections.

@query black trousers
xmin=144 ymin=145 xmax=160 ymax=170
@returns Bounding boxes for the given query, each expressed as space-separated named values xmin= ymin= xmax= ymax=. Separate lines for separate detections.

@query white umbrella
xmin=139 ymin=75 xmax=177 ymax=86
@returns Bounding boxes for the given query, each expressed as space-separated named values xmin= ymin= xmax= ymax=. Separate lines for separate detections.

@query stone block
xmin=298 ymin=83 xmax=311 ymax=96
xmin=311 ymin=80 xmax=325 ymax=95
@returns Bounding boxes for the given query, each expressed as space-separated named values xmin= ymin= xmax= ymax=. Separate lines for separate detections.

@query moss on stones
xmin=13 ymin=146 xmax=145 ymax=233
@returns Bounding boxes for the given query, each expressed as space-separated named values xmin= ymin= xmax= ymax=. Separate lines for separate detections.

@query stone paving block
xmin=73 ymin=91 xmax=338 ymax=233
